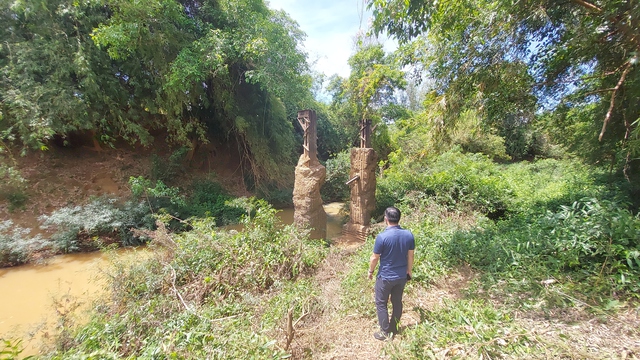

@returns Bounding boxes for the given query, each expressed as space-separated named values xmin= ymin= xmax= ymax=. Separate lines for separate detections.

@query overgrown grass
xmin=340 ymin=151 xmax=639 ymax=358
xmin=44 ymin=199 xmax=327 ymax=359
xmin=387 ymin=299 xmax=536 ymax=359
xmin=450 ymin=199 xmax=640 ymax=301
xmin=375 ymin=149 xmax=639 ymax=304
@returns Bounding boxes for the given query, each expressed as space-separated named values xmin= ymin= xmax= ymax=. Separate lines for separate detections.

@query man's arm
xmin=407 ymin=250 xmax=414 ymax=277
xmin=368 ymin=253 xmax=380 ymax=280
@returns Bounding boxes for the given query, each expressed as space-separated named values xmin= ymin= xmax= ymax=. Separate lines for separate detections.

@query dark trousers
xmin=374 ymin=277 xmax=407 ymax=334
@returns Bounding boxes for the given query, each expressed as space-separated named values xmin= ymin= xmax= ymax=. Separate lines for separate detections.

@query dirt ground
xmin=0 ymin=138 xmax=249 ymax=234
xmin=288 ymin=245 xmax=640 ymax=360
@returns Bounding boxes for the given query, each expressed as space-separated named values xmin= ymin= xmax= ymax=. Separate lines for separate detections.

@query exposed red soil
xmin=1 ymin=138 xmax=249 ymax=234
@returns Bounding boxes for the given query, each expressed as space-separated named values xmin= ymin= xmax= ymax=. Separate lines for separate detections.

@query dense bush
xmin=130 ymin=176 xmax=244 ymax=226
xmin=374 ymin=150 xmax=639 ymax=305
xmin=501 ymin=158 xmax=608 ymax=215
xmin=150 ymin=147 xmax=189 ymax=184
xmin=0 ymin=144 xmax=28 ymax=212
xmin=48 ymin=199 xmax=326 ymax=359
xmin=377 ymin=148 xmax=511 ymax=218
xmin=321 ymin=150 xmax=351 ymax=203
xmin=0 ymin=220 xmax=51 ymax=266
xmin=450 ymin=199 xmax=640 ymax=298
xmin=40 ymin=198 xmax=154 ymax=250
xmin=184 ymin=180 xmax=244 ymax=224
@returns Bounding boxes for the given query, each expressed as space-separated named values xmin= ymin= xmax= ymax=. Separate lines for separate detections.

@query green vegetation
xmin=46 ymin=199 xmax=326 ymax=359
xmin=0 ymin=221 xmax=49 ymax=267
xmin=1 ymin=0 xmax=639 ymax=358
xmin=321 ymin=149 xmax=351 ymax=203
xmin=338 ymin=153 xmax=639 ymax=358
xmin=0 ymin=0 xmax=316 ymax=184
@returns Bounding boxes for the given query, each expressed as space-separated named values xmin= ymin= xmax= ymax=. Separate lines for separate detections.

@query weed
xmin=0 ymin=220 xmax=52 ymax=267
xmin=390 ymin=299 xmax=536 ymax=359
xmin=46 ymin=199 xmax=326 ymax=359
xmin=0 ymin=339 xmax=34 ymax=360
xmin=41 ymin=198 xmax=154 ymax=249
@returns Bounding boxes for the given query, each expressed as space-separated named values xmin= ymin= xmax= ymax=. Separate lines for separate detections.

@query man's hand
xmin=369 ymin=253 xmax=380 ymax=280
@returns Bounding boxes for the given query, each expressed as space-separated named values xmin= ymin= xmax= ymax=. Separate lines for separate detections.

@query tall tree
xmin=369 ymin=0 xmax=640 ymax=172
xmin=329 ymin=39 xmax=406 ymax=159
xmin=0 ymin=0 xmax=312 ymax=184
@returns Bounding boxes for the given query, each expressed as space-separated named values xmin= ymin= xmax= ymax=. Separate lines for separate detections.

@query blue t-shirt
xmin=373 ymin=225 xmax=415 ymax=280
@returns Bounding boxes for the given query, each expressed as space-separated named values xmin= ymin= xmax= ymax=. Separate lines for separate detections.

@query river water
xmin=0 ymin=204 xmax=346 ymax=357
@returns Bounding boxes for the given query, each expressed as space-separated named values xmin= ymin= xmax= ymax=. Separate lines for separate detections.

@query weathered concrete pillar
xmin=293 ymin=110 xmax=327 ymax=239
xmin=343 ymin=147 xmax=377 ymax=240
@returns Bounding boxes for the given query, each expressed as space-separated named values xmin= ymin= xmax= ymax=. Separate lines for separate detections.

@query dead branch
xmin=599 ymin=60 xmax=633 ymax=141
xmin=294 ymin=311 xmax=309 ymax=327
xmin=583 ymin=87 xmax=615 ymax=96
xmin=569 ymin=0 xmax=602 ymax=13
xmin=623 ymin=113 xmax=632 ymax=182
xmin=285 ymin=307 xmax=294 ymax=351
xmin=284 ymin=306 xmax=309 ymax=351
xmin=170 ymin=265 xmax=193 ymax=313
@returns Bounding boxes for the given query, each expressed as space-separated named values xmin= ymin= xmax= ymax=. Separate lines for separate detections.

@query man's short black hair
xmin=384 ymin=207 xmax=401 ymax=223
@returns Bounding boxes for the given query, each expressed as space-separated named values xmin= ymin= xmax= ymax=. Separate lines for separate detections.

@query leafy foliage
xmin=451 ymin=199 xmax=640 ymax=298
xmin=328 ymin=40 xmax=406 ymax=159
xmin=369 ymin=0 xmax=640 ymax=173
xmin=0 ymin=138 xmax=27 ymax=211
xmin=1 ymin=0 xmax=313 ymax=184
xmin=130 ymin=176 xmax=244 ymax=226
xmin=0 ymin=220 xmax=50 ymax=267
xmin=321 ymin=150 xmax=351 ymax=202
xmin=40 ymin=198 xmax=154 ymax=249
xmin=377 ymin=148 xmax=511 ymax=218
xmin=376 ymin=146 xmax=638 ymax=304
xmin=47 ymin=199 xmax=326 ymax=359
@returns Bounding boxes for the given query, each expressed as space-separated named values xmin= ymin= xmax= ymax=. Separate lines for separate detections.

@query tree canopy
xmin=1 ymin=0 xmax=313 ymax=183
xmin=369 ymin=0 xmax=639 ymax=175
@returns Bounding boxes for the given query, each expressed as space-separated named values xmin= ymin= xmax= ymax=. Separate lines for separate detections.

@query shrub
xmin=150 ymin=147 xmax=189 ymax=184
xmin=501 ymin=158 xmax=606 ymax=215
xmin=321 ymin=150 xmax=351 ymax=203
xmin=377 ymin=148 xmax=511 ymax=218
xmin=4 ymin=190 xmax=28 ymax=212
xmin=130 ymin=176 xmax=244 ymax=226
xmin=41 ymin=198 xmax=154 ymax=249
xmin=184 ymin=180 xmax=244 ymax=225
xmin=0 ymin=149 xmax=28 ymax=212
xmin=47 ymin=199 xmax=326 ymax=359
xmin=449 ymin=199 xmax=640 ymax=299
xmin=0 ymin=220 xmax=52 ymax=267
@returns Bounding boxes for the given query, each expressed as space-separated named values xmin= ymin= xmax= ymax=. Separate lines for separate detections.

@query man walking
xmin=368 ymin=206 xmax=415 ymax=340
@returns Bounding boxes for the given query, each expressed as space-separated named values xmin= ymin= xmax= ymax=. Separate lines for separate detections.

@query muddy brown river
xmin=0 ymin=204 xmax=346 ymax=357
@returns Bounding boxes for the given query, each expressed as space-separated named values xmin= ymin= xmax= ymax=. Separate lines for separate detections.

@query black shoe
xmin=373 ymin=331 xmax=392 ymax=341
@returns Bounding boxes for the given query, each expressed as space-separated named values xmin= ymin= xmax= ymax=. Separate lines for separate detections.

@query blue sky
xmin=266 ymin=0 xmax=373 ymax=78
